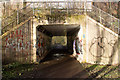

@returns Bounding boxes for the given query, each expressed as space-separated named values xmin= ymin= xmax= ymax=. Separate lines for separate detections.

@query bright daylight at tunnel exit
xmin=0 ymin=0 xmax=120 ymax=79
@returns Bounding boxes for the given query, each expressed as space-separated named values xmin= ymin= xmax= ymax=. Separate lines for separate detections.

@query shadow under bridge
xmin=36 ymin=24 xmax=80 ymax=62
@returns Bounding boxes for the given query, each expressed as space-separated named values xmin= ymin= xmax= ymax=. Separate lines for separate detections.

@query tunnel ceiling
xmin=37 ymin=24 xmax=80 ymax=36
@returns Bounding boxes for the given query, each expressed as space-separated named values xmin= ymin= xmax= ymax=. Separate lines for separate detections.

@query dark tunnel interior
xmin=36 ymin=24 xmax=80 ymax=62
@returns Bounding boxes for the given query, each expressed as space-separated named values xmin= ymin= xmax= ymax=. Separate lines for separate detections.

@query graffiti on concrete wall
xmin=89 ymin=36 xmax=117 ymax=58
xmin=36 ymin=33 xmax=51 ymax=62
xmin=36 ymin=35 xmax=45 ymax=57
xmin=3 ymin=22 xmax=31 ymax=56
xmin=5 ymin=30 xmax=30 ymax=51
xmin=2 ymin=20 xmax=32 ymax=64
xmin=74 ymin=37 xmax=83 ymax=55
xmin=73 ymin=35 xmax=83 ymax=63
xmin=74 ymin=26 xmax=83 ymax=55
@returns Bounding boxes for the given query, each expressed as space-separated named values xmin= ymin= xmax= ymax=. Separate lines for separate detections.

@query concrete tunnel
xmin=36 ymin=24 xmax=81 ymax=62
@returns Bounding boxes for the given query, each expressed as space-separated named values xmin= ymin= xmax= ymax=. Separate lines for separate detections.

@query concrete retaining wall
xmin=85 ymin=16 xmax=119 ymax=65
xmin=71 ymin=15 xmax=120 ymax=65
xmin=2 ymin=18 xmax=33 ymax=64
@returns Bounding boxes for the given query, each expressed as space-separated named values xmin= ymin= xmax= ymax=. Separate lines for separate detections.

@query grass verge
xmin=81 ymin=63 xmax=119 ymax=78
xmin=2 ymin=62 xmax=37 ymax=79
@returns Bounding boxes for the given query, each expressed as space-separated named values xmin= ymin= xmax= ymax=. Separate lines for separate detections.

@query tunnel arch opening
xmin=36 ymin=24 xmax=81 ymax=62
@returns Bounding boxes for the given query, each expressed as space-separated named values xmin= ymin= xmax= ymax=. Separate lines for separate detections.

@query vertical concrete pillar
xmin=32 ymin=19 xmax=37 ymax=63
xmin=86 ymin=16 xmax=89 ymax=63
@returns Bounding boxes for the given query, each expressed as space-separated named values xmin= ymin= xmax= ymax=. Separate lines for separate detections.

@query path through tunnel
xmin=36 ymin=24 xmax=80 ymax=63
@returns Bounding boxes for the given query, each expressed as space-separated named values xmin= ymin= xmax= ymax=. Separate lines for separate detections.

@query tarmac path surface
xmin=20 ymin=49 xmax=89 ymax=78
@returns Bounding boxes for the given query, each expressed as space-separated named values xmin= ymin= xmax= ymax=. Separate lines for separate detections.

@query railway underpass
xmin=35 ymin=24 xmax=80 ymax=62
xmin=1 ymin=1 xmax=120 ymax=79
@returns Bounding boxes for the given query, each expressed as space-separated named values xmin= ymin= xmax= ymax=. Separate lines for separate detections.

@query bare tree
xmin=117 ymin=1 xmax=120 ymax=18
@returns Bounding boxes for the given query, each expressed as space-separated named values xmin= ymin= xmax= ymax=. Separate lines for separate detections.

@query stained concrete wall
xmin=69 ymin=15 xmax=120 ymax=65
xmin=65 ymin=15 xmax=87 ymax=63
xmin=31 ymin=18 xmax=49 ymax=63
xmin=85 ymin=16 xmax=119 ymax=65
xmin=2 ymin=18 xmax=33 ymax=64
xmin=36 ymin=28 xmax=52 ymax=62
xmin=1 ymin=16 xmax=51 ymax=64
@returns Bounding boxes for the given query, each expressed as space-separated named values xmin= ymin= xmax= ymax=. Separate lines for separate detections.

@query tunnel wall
xmin=36 ymin=28 xmax=52 ymax=62
xmin=85 ymin=16 xmax=119 ymax=65
xmin=72 ymin=25 xmax=86 ymax=63
xmin=2 ymin=18 xmax=33 ymax=64
xmin=67 ymin=36 xmax=74 ymax=54
xmin=66 ymin=15 xmax=87 ymax=63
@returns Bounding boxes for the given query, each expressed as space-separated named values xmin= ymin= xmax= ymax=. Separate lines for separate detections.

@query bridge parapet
xmin=29 ymin=1 xmax=119 ymax=35
xmin=1 ymin=1 xmax=120 ymax=35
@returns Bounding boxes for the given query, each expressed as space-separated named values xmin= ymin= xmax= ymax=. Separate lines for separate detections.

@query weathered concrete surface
xmin=85 ymin=16 xmax=119 ymax=65
xmin=36 ymin=26 xmax=52 ymax=62
xmin=70 ymin=15 xmax=120 ymax=65
xmin=2 ymin=18 xmax=33 ymax=64
xmin=31 ymin=18 xmax=50 ymax=63
xmin=65 ymin=15 xmax=87 ymax=63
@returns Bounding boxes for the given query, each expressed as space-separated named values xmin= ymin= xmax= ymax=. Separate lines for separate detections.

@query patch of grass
xmin=2 ymin=62 xmax=37 ymax=79
xmin=82 ymin=63 xmax=119 ymax=78
xmin=86 ymin=64 xmax=92 ymax=68
xmin=105 ymin=74 xmax=111 ymax=77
